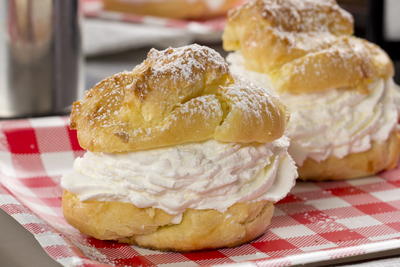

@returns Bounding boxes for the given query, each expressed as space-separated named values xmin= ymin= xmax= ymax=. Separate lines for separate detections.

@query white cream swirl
xmin=61 ymin=137 xmax=297 ymax=218
xmin=228 ymin=52 xmax=400 ymax=165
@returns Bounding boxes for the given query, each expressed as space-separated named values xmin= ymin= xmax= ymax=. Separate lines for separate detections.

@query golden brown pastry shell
xmin=223 ymin=0 xmax=394 ymax=94
xmin=299 ymin=130 xmax=400 ymax=181
xmin=62 ymin=190 xmax=274 ymax=251
xmin=71 ymin=45 xmax=288 ymax=153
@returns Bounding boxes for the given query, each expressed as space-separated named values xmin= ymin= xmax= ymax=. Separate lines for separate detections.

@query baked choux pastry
xmin=103 ymin=0 xmax=243 ymax=19
xmin=223 ymin=0 xmax=400 ymax=180
xmin=61 ymin=44 xmax=298 ymax=251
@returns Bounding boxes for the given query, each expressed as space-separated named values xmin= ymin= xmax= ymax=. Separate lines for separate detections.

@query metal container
xmin=0 ymin=0 xmax=83 ymax=118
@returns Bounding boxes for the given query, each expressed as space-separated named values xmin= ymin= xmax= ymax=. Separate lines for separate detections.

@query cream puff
xmin=223 ymin=0 xmax=400 ymax=180
xmin=103 ymin=0 xmax=243 ymax=19
xmin=61 ymin=44 xmax=297 ymax=251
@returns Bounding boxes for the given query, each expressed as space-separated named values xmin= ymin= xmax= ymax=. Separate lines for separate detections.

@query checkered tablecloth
xmin=1 ymin=116 xmax=400 ymax=267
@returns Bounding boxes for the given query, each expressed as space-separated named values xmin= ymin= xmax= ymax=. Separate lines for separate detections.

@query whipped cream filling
xmin=228 ymin=52 xmax=400 ymax=165
xmin=61 ymin=137 xmax=297 ymax=221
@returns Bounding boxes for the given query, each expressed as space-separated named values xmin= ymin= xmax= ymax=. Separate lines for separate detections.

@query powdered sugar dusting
xmin=282 ymin=36 xmax=376 ymax=85
xmin=217 ymin=77 xmax=286 ymax=140
xmin=77 ymin=44 xmax=228 ymax=131
xmin=259 ymin=0 xmax=353 ymax=51
xmin=228 ymin=0 xmax=353 ymax=54
xmin=79 ymin=72 xmax=131 ymax=130
xmin=74 ymin=43 xmax=285 ymax=152
xmin=222 ymin=79 xmax=269 ymax=120
xmin=147 ymin=44 xmax=228 ymax=83
xmin=260 ymin=0 xmax=352 ymax=33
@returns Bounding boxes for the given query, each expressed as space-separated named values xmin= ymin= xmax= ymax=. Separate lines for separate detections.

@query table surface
xmin=1 ymin=46 xmax=400 ymax=267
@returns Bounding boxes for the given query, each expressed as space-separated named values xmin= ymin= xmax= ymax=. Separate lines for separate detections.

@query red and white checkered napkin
xmin=82 ymin=0 xmax=227 ymax=33
xmin=2 ymin=116 xmax=400 ymax=267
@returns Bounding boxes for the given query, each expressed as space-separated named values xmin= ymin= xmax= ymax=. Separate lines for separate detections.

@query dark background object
xmin=367 ymin=0 xmax=400 ymax=59
xmin=338 ymin=0 xmax=368 ymax=38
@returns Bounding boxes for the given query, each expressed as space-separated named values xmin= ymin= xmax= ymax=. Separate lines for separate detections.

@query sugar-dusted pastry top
xmin=272 ymin=37 xmax=394 ymax=94
xmin=223 ymin=0 xmax=394 ymax=94
xmin=71 ymin=44 xmax=288 ymax=153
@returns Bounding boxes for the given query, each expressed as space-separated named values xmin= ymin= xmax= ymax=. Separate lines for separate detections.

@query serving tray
xmin=1 ymin=116 xmax=400 ymax=266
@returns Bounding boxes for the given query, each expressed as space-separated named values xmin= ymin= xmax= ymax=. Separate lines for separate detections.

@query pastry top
xmin=223 ymin=0 xmax=394 ymax=94
xmin=273 ymin=36 xmax=394 ymax=94
xmin=257 ymin=0 xmax=352 ymax=35
xmin=71 ymin=44 xmax=288 ymax=153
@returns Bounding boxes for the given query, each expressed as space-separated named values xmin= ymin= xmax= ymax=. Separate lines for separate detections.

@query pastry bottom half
xmin=62 ymin=190 xmax=274 ymax=251
xmin=299 ymin=130 xmax=400 ymax=181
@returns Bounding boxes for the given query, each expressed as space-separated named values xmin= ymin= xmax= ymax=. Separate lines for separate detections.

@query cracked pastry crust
xmin=102 ymin=0 xmax=242 ymax=19
xmin=71 ymin=44 xmax=288 ymax=153
xmin=223 ymin=0 xmax=393 ymax=94
xmin=63 ymin=190 xmax=274 ymax=251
